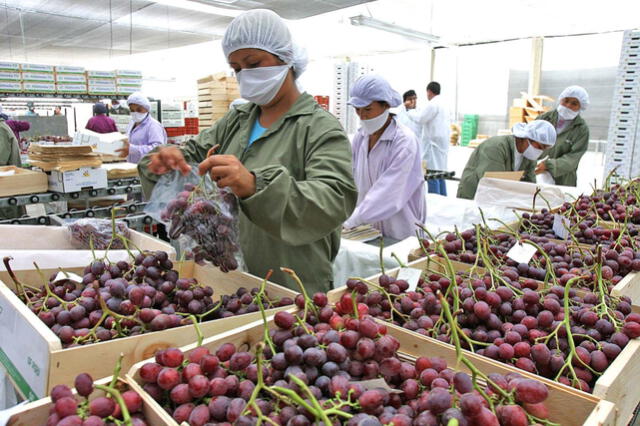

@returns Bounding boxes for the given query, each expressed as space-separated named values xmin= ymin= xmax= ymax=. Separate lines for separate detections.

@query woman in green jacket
xmin=457 ymin=121 xmax=557 ymax=200
xmin=535 ymin=86 xmax=590 ymax=186
xmin=138 ymin=9 xmax=357 ymax=293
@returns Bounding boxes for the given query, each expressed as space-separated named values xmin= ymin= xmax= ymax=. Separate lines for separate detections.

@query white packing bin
xmin=22 ymin=83 xmax=55 ymax=93
xmin=48 ymin=167 xmax=108 ymax=193
xmin=0 ymin=72 xmax=20 ymax=81
xmin=54 ymin=65 xmax=85 ymax=74
xmin=55 ymin=74 xmax=86 ymax=83
xmin=21 ymin=64 xmax=54 ymax=73
xmin=73 ymin=129 xmax=126 ymax=155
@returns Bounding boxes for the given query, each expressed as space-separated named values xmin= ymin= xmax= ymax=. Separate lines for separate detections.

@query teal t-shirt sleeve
xmin=248 ymin=119 xmax=267 ymax=146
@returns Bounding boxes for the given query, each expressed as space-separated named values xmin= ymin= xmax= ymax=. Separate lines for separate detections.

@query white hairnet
xmin=222 ymin=9 xmax=308 ymax=79
xmin=127 ymin=92 xmax=151 ymax=111
xmin=558 ymin=85 xmax=589 ymax=111
xmin=512 ymin=120 xmax=557 ymax=146
xmin=348 ymin=74 xmax=402 ymax=108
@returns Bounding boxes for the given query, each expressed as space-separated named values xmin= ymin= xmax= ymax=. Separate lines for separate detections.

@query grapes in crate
xmin=162 ymin=181 xmax=242 ymax=272
xmin=5 ymin=250 xmax=292 ymax=348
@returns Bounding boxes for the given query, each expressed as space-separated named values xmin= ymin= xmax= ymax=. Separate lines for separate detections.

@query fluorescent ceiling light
xmin=349 ymin=15 xmax=440 ymax=43
xmin=150 ymin=0 xmax=241 ymax=18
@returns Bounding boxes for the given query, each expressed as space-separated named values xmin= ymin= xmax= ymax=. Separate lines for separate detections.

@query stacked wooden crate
xmin=508 ymin=92 xmax=554 ymax=128
xmin=197 ymin=73 xmax=239 ymax=133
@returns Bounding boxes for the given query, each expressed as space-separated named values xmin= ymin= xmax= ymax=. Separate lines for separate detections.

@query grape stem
xmin=255 ymin=270 xmax=277 ymax=355
xmin=94 ymin=384 xmax=132 ymax=425
xmin=281 ymin=267 xmax=318 ymax=317
xmin=2 ymin=256 xmax=37 ymax=303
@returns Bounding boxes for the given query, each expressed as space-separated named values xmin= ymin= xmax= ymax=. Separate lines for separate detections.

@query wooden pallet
xmin=328 ymin=256 xmax=640 ymax=426
xmin=126 ymin=313 xmax=616 ymax=426
xmin=0 ymin=261 xmax=296 ymax=399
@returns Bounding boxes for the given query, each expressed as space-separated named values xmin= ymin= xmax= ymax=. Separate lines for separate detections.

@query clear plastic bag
xmin=145 ymin=168 xmax=245 ymax=272
xmin=65 ymin=218 xmax=130 ymax=250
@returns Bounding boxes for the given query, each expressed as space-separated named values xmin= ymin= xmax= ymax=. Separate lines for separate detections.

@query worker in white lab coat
xmin=408 ymin=81 xmax=450 ymax=196
xmin=395 ymin=90 xmax=422 ymax=140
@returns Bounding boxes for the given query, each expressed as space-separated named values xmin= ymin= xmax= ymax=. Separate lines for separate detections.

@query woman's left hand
xmin=535 ymin=162 xmax=547 ymax=174
xmin=198 ymin=154 xmax=256 ymax=198
xmin=116 ymin=139 xmax=130 ymax=158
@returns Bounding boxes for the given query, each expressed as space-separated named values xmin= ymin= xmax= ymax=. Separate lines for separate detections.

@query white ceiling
xmin=0 ymin=0 xmax=374 ymax=61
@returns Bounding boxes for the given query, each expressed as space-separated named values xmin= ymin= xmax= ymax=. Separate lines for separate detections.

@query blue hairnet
xmin=512 ymin=120 xmax=557 ymax=146
xmin=348 ymin=74 xmax=402 ymax=108
xmin=222 ymin=9 xmax=308 ymax=79
xmin=127 ymin=92 xmax=151 ymax=111
xmin=558 ymin=86 xmax=590 ymax=111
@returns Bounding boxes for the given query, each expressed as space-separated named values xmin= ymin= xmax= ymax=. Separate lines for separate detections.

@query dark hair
xmin=427 ymin=82 xmax=441 ymax=95
xmin=403 ymin=90 xmax=417 ymax=101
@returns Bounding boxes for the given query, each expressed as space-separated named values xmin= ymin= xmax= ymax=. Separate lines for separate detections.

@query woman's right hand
xmin=147 ymin=145 xmax=192 ymax=175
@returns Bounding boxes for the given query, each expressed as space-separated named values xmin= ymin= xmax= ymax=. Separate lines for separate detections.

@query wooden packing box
xmin=0 ymin=261 xmax=296 ymax=400
xmin=328 ymin=256 xmax=640 ymax=425
xmin=126 ymin=313 xmax=616 ymax=426
xmin=0 ymin=166 xmax=48 ymax=197
xmin=7 ymin=376 xmax=165 ymax=425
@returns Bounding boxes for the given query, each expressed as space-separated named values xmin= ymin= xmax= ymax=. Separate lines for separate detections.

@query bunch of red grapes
xmin=7 ymin=251 xmax=291 ymax=348
xmin=138 ymin=294 xmax=553 ymax=425
xmin=163 ymin=182 xmax=242 ymax=272
xmin=340 ymin=267 xmax=640 ymax=393
xmin=46 ymin=373 xmax=147 ymax=425
xmin=567 ymin=184 xmax=640 ymax=224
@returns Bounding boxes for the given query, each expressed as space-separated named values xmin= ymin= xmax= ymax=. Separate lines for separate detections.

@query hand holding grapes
xmin=198 ymin=154 xmax=256 ymax=199
xmin=148 ymin=145 xmax=192 ymax=176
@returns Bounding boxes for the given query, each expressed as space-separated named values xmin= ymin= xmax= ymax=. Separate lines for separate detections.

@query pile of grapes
xmin=162 ymin=181 xmax=242 ymax=272
xmin=6 ymin=251 xmax=292 ymax=348
xmin=138 ymin=294 xmax=554 ymax=425
xmin=46 ymin=373 xmax=147 ymax=425
xmin=339 ymin=265 xmax=640 ymax=393
xmin=566 ymin=183 xmax=640 ymax=224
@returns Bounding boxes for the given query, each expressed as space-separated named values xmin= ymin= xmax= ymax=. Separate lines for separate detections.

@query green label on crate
xmin=0 ymin=348 xmax=39 ymax=401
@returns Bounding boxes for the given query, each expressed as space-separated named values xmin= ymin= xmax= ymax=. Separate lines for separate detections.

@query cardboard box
xmin=161 ymin=110 xmax=184 ymax=120
xmin=88 ymin=86 xmax=116 ymax=95
xmin=47 ymin=167 xmax=108 ymax=193
xmin=86 ymin=70 xmax=116 ymax=79
xmin=21 ymin=72 xmax=55 ymax=83
xmin=0 ymin=82 xmax=22 ymax=92
xmin=54 ymin=65 xmax=85 ymax=74
xmin=55 ymin=83 xmax=87 ymax=94
xmin=0 ymin=166 xmax=48 ymax=197
xmin=23 ymin=82 xmax=55 ymax=93
xmin=88 ymin=78 xmax=117 ymax=87
xmin=0 ymin=62 xmax=20 ymax=71
xmin=55 ymin=74 xmax=86 ymax=83
xmin=73 ymin=129 xmax=126 ymax=155
xmin=116 ymin=85 xmax=140 ymax=95
xmin=0 ymin=72 xmax=20 ymax=81
xmin=162 ymin=118 xmax=185 ymax=127
xmin=116 ymin=77 xmax=143 ymax=86
xmin=21 ymin=64 xmax=54 ymax=73
xmin=115 ymin=69 xmax=142 ymax=78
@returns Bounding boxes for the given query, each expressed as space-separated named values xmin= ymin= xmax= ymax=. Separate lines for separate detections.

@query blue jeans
xmin=428 ymin=179 xmax=447 ymax=196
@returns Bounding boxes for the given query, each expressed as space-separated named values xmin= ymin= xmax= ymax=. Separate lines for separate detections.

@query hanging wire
xmin=4 ymin=0 xmax=13 ymax=59
xmin=129 ymin=0 xmax=133 ymax=55
xmin=109 ymin=0 xmax=113 ymax=59
xmin=17 ymin=8 xmax=27 ymax=61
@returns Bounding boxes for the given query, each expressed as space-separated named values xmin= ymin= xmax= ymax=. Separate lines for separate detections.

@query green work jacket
xmin=457 ymin=135 xmax=536 ymax=200
xmin=536 ymin=110 xmax=589 ymax=187
xmin=0 ymin=120 xmax=20 ymax=167
xmin=139 ymin=94 xmax=357 ymax=293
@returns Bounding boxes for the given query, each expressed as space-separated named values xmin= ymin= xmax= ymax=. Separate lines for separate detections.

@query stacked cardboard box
xmin=55 ymin=66 xmax=87 ymax=94
xmin=197 ymin=73 xmax=239 ymax=133
xmin=115 ymin=70 xmax=142 ymax=95
xmin=87 ymin=70 xmax=116 ymax=96
xmin=508 ymin=92 xmax=554 ymax=128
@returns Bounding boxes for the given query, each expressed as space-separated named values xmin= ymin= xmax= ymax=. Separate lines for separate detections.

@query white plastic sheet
xmin=474 ymin=177 xmax=581 ymax=211
xmin=332 ymin=237 xmax=418 ymax=288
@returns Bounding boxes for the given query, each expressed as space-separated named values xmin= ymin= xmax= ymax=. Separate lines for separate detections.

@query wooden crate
xmin=328 ymin=256 xmax=640 ymax=425
xmin=7 ymin=376 xmax=167 ymax=426
xmin=0 ymin=261 xmax=296 ymax=400
xmin=126 ymin=314 xmax=616 ymax=426
xmin=0 ymin=166 xmax=48 ymax=197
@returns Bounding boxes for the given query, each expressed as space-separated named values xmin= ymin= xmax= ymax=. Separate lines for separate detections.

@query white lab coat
xmin=408 ymin=95 xmax=450 ymax=170
xmin=395 ymin=105 xmax=423 ymax=140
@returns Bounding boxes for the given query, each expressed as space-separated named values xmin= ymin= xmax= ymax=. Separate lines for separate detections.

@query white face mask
xmin=237 ymin=65 xmax=290 ymax=106
xmin=557 ymin=104 xmax=579 ymax=120
xmin=523 ymin=142 xmax=544 ymax=161
xmin=360 ymin=110 xmax=390 ymax=135
xmin=131 ymin=112 xmax=147 ymax=123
